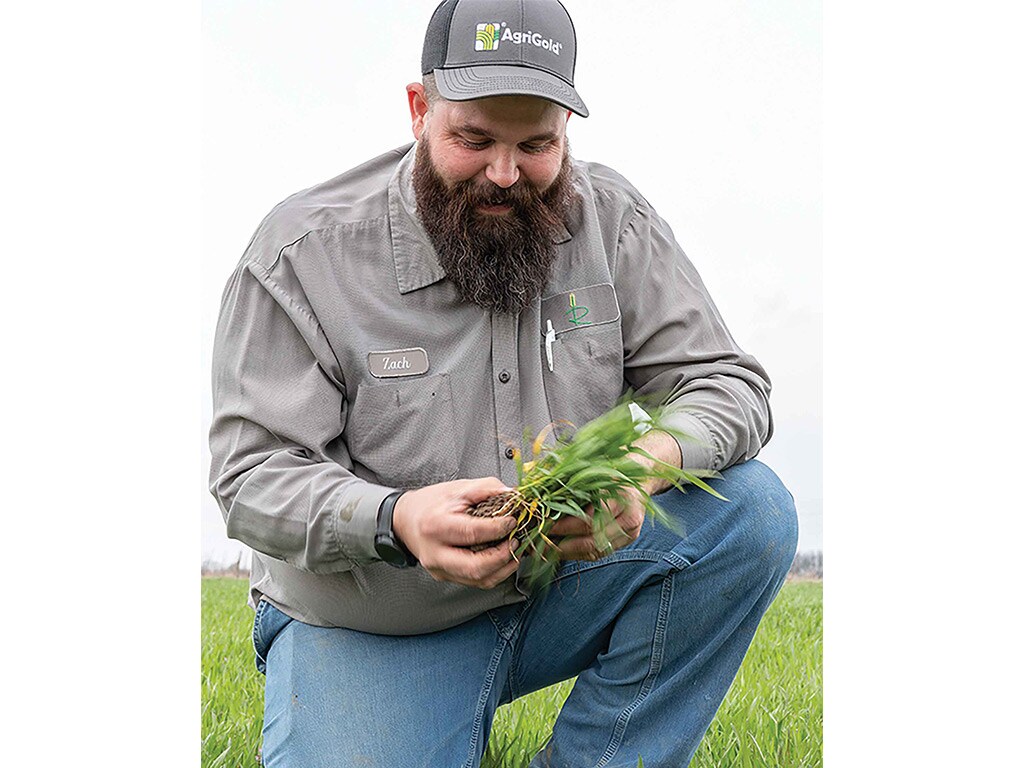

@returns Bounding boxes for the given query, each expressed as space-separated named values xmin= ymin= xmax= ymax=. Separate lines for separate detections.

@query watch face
xmin=375 ymin=536 xmax=409 ymax=567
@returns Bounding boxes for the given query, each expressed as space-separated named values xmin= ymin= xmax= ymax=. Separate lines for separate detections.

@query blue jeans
xmin=252 ymin=459 xmax=798 ymax=768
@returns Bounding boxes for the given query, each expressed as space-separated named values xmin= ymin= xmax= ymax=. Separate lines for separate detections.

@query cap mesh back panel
xmin=422 ymin=0 xmax=461 ymax=74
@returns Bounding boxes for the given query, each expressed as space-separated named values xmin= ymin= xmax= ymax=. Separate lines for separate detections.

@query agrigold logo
xmin=476 ymin=23 xmax=501 ymax=51
xmin=475 ymin=22 xmax=563 ymax=55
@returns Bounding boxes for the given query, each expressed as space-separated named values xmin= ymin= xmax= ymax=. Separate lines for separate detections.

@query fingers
xmin=556 ymin=509 xmax=644 ymax=561
xmin=556 ymin=533 xmax=615 ymax=561
xmin=423 ymin=539 xmax=520 ymax=589
xmin=482 ymin=553 xmax=522 ymax=588
xmin=618 ymin=510 xmax=644 ymax=541
xmin=457 ymin=476 xmax=516 ymax=505
xmin=547 ymin=504 xmax=594 ymax=536
xmin=430 ymin=510 xmax=517 ymax=547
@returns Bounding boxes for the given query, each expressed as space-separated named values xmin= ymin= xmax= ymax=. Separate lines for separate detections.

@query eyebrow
xmin=454 ymin=123 xmax=559 ymax=143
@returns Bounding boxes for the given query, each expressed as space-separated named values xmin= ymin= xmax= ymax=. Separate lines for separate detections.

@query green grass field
xmin=202 ymin=579 xmax=822 ymax=767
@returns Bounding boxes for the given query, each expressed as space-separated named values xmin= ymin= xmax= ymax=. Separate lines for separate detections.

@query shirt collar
xmin=386 ymin=142 xmax=572 ymax=296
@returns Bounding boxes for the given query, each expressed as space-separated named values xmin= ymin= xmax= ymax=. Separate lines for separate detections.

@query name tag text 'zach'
xmin=367 ymin=348 xmax=430 ymax=378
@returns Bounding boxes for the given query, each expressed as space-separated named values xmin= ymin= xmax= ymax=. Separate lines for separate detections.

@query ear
xmin=407 ymin=83 xmax=430 ymax=141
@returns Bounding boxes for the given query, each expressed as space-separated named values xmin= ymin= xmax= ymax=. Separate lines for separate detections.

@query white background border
xmin=4 ymin=0 xmax=1022 ymax=764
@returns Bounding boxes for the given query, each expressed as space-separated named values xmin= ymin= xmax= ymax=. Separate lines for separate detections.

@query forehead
xmin=433 ymin=95 xmax=566 ymax=138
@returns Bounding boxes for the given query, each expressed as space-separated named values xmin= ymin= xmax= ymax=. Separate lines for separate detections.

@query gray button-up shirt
xmin=209 ymin=143 xmax=772 ymax=634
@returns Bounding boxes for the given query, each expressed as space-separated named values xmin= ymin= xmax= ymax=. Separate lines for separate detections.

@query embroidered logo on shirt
xmin=367 ymin=348 xmax=429 ymax=378
xmin=565 ymin=292 xmax=591 ymax=327
xmin=541 ymin=283 xmax=620 ymax=335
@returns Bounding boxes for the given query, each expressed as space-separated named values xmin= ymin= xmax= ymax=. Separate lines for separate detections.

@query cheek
xmin=522 ymin=157 xmax=563 ymax=190
xmin=434 ymin=152 xmax=486 ymax=186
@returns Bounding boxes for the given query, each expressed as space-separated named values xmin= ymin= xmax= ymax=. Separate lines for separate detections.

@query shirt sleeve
xmin=208 ymin=257 xmax=394 ymax=574
xmin=613 ymin=198 xmax=773 ymax=471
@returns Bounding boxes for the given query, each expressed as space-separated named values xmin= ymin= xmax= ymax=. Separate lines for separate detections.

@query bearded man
xmin=209 ymin=1 xmax=798 ymax=766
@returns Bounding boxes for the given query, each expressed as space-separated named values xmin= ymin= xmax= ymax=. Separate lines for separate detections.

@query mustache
xmin=443 ymin=172 xmax=569 ymax=238
xmin=454 ymin=178 xmax=547 ymax=211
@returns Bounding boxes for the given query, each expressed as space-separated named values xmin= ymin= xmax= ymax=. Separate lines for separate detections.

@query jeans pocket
xmin=252 ymin=598 xmax=294 ymax=675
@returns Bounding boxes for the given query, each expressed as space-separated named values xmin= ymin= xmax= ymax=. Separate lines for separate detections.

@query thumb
xmin=459 ymin=476 xmax=516 ymax=505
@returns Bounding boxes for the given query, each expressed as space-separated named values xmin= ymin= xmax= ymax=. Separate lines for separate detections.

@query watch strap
xmin=375 ymin=490 xmax=417 ymax=567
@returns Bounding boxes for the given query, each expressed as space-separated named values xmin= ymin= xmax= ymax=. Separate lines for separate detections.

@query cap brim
xmin=435 ymin=65 xmax=589 ymax=118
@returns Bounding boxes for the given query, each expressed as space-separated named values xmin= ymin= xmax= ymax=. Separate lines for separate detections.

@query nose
xmin=485 ymin=151 xmax=520 ymax=188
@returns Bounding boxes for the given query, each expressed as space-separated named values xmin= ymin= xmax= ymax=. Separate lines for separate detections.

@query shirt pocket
xmin=540 ymin=284 xmax=626 ymax=435
xmin=345 ymin=373 xmax=459 ymax=488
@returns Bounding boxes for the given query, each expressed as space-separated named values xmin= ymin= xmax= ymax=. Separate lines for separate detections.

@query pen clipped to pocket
xmin=544 ymin=319 xmax=556 ymax=372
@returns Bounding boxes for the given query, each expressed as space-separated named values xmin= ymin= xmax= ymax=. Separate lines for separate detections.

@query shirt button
xmin=504 ymin=447 xmax=515 ymax=460
xmin=498 ymin=370 xmax=511 ymax=383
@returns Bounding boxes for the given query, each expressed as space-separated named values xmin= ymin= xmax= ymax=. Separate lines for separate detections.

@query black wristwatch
xmin=374 ymin=490 xmax=417 ymax=568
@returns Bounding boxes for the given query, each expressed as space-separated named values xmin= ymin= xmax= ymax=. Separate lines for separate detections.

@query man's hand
xmin=548 ymin=429 xmax=682 ymax=561
xmin=548 ymin=486 xmax=645 ymax=561
xmin=392 ymin=477 xmax=521 ymax=589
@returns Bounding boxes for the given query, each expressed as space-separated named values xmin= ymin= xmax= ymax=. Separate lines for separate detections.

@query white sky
xmin=201 ymin=0 xmax=822 ymax=563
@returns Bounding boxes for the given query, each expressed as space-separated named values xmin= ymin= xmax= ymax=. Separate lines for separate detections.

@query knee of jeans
xmin=721 ymin=460 xmax=799 ymax=578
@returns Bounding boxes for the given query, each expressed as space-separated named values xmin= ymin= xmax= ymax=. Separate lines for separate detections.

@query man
xmin=209 ymin=0 xmax=798 ymax=765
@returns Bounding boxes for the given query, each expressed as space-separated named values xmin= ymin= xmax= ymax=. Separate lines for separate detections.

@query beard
xmin=412 ymin=136 xmax=577 ymax=315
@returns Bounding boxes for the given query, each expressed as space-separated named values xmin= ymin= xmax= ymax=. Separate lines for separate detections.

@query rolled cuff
xmin=659 ymin=410 xmax=719 ymax=471
xmin=335 ymin=482 xmax=397 ymax=564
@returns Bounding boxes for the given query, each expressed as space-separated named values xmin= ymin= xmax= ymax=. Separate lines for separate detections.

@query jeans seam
xmin=551 ymin=550 xmax=664 ymax=583
xmin=508 ymin=603 xmax=535 ymax=701
xmin=593 ymin=573 xmax=674 ymax=768
xmin=487 ymin=611 xmax=505 ymax=638
xmin=252 ymin=598 xmax=267 ymax=658
xmin=661 ymin=551 xmax=692 ymax=571
xmin=509 ymin=635 xmax=522 ymax=701
xmin=506 ymin=602 xmax=532 ymax=700
xmin=462 ymin=637 xmax=507 ymax=768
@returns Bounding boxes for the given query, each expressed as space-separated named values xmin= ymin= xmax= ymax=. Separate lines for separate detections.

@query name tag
xmin=540 ymin=283 xmax=620 ymax=335
xmin=367 ymin=348 xmax=429 ymax=378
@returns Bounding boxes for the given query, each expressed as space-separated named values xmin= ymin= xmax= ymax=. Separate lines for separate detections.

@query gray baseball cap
xmin=421 ymin=0 xmax=589 ymax=117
